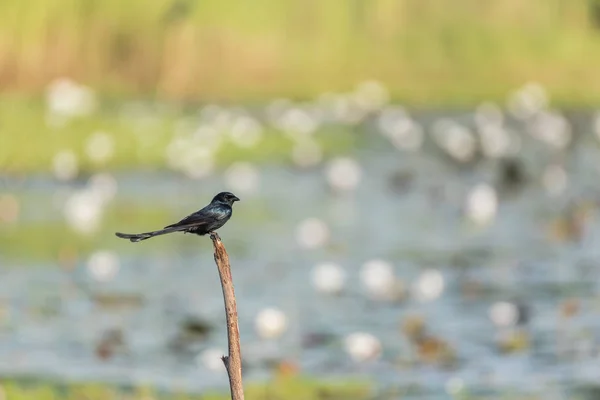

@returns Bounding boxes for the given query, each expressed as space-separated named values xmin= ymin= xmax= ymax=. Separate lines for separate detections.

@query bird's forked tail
xmin=115 ymin=227 xmax=180 ymax=242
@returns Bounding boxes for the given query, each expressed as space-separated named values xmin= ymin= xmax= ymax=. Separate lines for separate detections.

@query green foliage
xmin=0 ymin=1 xmax=599 ymax=105
xmin=0 ymin=377 xmax=371 ymax=400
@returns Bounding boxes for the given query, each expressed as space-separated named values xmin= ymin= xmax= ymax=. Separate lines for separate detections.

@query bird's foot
xmin=209 ymin=231 xmax=221 ymax=241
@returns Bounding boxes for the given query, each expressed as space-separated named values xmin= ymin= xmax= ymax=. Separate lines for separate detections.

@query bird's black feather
xmin=115 ymin=192 xmax=240 ymax=242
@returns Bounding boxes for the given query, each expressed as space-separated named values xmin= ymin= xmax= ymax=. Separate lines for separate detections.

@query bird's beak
xmin=233 ymin=196 xmax=240 ymax=202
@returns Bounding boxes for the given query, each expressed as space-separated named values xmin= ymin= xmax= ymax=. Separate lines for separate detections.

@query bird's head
xmin=212 ymin=191 xmax=240 ymax=206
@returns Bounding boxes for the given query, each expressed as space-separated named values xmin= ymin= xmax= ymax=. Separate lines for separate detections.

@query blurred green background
xmin=2 ymin=1 xmax=600 ymax=400
xmin=1 ymin=0 xmax=600 ymax=104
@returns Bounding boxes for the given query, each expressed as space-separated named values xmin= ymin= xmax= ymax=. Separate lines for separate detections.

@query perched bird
xmin=115 ymin=191 xmax=240 ymax=242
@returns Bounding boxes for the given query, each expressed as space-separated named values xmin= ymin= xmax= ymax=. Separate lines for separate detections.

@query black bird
xmin=115 ymin=192 xmax=240 ymax=242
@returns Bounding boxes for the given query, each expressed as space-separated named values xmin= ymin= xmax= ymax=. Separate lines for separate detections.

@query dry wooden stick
xmin=210 ymin=232 xmax=245 ymax=400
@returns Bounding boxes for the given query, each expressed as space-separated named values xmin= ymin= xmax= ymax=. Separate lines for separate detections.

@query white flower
xmin=433 ymin=119 xmax=476 ymax=162
xmin=64 ymin=190 xmax=103 ymax=235
xmin=46 ymin=77 xmax=96 ymax=119
xmin=255 ymin=308 xmax=287 ymax=339
xmin=478 ymin=125 xmax=511 ymax=159
xmin=387 ymin=119 xmax=424 ymax=152
xmin=88 ymin=251 xmax=120 ymax=282
xmin=360 ymin=259 xmax=395 ymax=300
xmin=278 ymin=107 xmax=319 ymax=137
xmin=196 ymin=347 xmax=227 ymax=372
xmin=311 ymin=262 xmax=346 ymax=295
xmin=412 ymin=269 xmax=445 ymax=302
xmin=466 ymin=184 xmax=498 ymax=226
xmin=296 ymin=218 xmax=330 ymax=249
xmin=344 ymin=332 xmax=381 ymax=362
xmin=489 ymin=301 xmax=518 ymax=328
xmin=528 ymin=111 xmax=571 ymax=150
xmin=325 ymin=157 xmax=362 ymax=192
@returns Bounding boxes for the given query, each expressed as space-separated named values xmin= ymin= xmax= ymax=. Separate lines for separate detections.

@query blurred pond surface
xmin=3 ymin=106 xmax=600 ymax=399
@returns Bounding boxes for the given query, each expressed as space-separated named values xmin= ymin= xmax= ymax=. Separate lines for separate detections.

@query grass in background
xmin=0 ymin=0 xmax=599 ymax=105
xmin=0 ymin=97 xmax=358 ymax=174
xmin=0 ymin=377 xmax=371 ymax=400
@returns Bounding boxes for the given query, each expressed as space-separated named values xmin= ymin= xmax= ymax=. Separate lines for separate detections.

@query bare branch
xmin=210 ymin=232 xmax=244 ymax=400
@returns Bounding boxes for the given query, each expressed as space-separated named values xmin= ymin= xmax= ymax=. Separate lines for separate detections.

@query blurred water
xmin=3 ymin=109 xmax=600 ymax=399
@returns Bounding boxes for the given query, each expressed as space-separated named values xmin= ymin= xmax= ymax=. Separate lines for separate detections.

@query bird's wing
xmin=164 ymin=205 xmax=230 ymax=229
